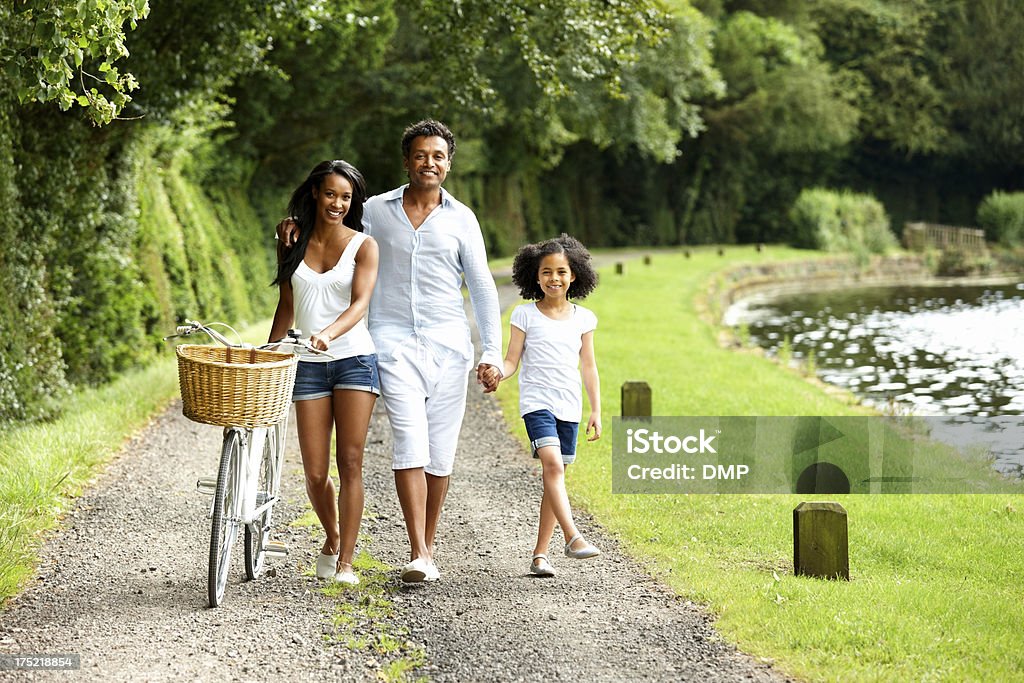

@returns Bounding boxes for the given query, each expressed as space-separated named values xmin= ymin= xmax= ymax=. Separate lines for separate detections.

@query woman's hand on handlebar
xmin=309 ymin=332 xmax=331 ymax=352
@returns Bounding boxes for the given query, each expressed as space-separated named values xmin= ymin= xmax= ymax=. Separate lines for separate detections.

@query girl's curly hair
xmin=511 ymin=233 xmax=598 ymax=300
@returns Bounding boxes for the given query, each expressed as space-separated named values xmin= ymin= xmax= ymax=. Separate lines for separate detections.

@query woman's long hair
xmin=273 ymin=159 xmax=367 ymax=286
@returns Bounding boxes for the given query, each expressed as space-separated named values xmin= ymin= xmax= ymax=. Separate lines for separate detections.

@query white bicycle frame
xmin=242 ymin=427 xmax=270 ymax=524
xmin=199 ymin=420 xmax=285 ymax=533
xmin=239 ymin=418 xmax=287 ymax=528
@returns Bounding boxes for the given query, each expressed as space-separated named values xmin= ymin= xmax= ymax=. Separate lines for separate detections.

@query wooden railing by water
xmin=903 ymin=222 xmax=987 ymax=253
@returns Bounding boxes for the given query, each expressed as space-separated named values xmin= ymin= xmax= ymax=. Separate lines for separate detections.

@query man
xmin=279 ymin=120 xmax=503 ymax=583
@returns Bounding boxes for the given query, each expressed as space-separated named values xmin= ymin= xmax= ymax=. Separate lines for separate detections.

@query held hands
xmin=477 ymin=364 xmax=501 ymax=393
xmin=586 ymin=412 xmax=602 ymax=441
xmin=276 ymin=217 xmax=299 ymax=247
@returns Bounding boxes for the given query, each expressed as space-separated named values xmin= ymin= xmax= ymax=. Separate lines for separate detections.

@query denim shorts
xmin=292 ymin=354 xmax=381 ymax=401
xmin=522 ymin=409 xmax=579 ymax=465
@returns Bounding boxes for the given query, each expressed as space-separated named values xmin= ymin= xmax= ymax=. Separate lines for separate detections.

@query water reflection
xmin=726 ymin=282 xmax=1024 ymax=416
xmin=725 ymin=281 xmax=1024 ymax=475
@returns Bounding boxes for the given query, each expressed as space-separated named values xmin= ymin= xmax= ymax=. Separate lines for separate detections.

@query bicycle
xmin=165 ymin=320 xmax=329 ymax=607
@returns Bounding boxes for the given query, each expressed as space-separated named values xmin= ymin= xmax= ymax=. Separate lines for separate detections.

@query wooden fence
xmin=903 ymin=222 xmax=987 ymax=253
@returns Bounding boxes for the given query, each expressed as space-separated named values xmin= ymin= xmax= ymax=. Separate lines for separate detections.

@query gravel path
xmin=0 ymin=258 xmax=788 ymax=682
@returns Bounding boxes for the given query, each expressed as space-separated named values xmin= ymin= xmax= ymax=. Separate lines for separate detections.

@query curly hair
xmin=273 ymin=159 xmax=367 ymax=286
xmin=511 ymin=234 xmax=598 ymax=301
xmin=401 ymin=119 xmax=456 ymax=160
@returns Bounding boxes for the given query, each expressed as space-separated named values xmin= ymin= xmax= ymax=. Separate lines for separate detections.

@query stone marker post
xmin=615 ymin=262 xmax=624 ymax=275
xmin=793 ymin=501 xmax=849 ymax=580
xmin=621 ymin=381 xmax=651 ymax=417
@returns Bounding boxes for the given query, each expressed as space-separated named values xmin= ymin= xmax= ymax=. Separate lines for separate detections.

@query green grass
xmin=494 ymin=246 xmax=1024 ymax=682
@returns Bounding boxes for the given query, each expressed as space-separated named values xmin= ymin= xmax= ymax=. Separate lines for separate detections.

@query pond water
xmin=725 ymin=280 xmax=1024 ymax=478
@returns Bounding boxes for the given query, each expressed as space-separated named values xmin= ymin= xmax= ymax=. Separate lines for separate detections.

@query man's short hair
xmin=401 ymin=119 xmax=456 ymax=159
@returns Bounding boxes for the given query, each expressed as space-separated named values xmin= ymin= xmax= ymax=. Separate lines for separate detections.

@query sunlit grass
xmin=495 ymin=247 xmax=1024 ymax=682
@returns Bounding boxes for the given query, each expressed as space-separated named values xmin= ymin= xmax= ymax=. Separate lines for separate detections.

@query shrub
xmin=0 ymin=108 xmax=277 ymax=427
xmin=789 ymin=188 xmax=896 ymax=255
xmin=0 ymin=101 xmax=70 ymax=425
xmin=977 ymin=191 xmax=1024 ymax=247
xmin=934 ymin=247 xmax=994 ymax=277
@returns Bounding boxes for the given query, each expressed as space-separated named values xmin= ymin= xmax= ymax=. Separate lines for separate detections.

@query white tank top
xmin=291 ymin=231 xmax=375 ymax=362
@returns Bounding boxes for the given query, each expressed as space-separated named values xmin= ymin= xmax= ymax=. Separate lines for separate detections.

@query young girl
xmin=494 ymin=234 xmax=602 ymax=577
xmin=269 ymin=160 xmax=380 ymax=586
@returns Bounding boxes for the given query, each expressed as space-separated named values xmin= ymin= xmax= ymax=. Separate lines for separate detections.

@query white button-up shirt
xmin=364 ymin=185 xmax=503 ymax=370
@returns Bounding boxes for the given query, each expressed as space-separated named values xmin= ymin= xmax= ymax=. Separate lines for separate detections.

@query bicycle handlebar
xmin=164 ymin=320 xmax=337 ymax=359
xmin=261 ymin=336 xmax=337 ymax=359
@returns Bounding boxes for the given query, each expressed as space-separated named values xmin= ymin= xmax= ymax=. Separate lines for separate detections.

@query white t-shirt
xmin=511 ymin=302 xmax=598 ymax=422
xmin=291 ymin=231 xmax=376 ymax=362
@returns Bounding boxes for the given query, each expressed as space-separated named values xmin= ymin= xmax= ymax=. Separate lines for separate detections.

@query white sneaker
xmin=334 ymin=570 xmax=359 ymax=586
xmin=400 ymin=558 xmax=429 ymax=583
xmin=424 ymin=562 xmax=441 ymax=582
xmin=316 ymin=553 xmax=339 ymax=579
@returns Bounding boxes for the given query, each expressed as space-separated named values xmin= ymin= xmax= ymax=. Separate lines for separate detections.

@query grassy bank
xmin=495 ymin=246 xmax=1024 ymax=682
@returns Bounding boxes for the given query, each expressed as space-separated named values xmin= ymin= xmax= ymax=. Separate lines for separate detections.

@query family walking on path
xmin=275 ymin=119 xmax=607 ymax=586
xmin=0 ymin=121 xmax=784 ymax=678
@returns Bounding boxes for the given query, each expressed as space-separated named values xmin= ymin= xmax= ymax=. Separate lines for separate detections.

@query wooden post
xmin=615 ymin=262 xmax=624 ymax=275
xmin=793 ymin=502 xmax=849 ymax=580
xmin=621 ymin=381 xmax=651 ymax=417
xmin=684 ymin=249 xmax=691 ymax=259
xmin=643 ymin=255 xmax=652 ymax=265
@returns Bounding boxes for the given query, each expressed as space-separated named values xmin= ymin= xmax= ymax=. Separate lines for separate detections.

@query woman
xmin=269 ymin=159 xmax=379 ymax=585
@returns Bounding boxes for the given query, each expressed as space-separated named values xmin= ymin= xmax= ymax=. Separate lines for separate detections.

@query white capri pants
xmin=378 ymin=337 xmax=475 ymax=477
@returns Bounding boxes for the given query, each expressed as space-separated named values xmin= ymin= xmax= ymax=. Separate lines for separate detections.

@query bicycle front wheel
xmin=209 ymin=429 xmax=242 ymax=607
xmin=244 ymin=425 xmax=278 ymax=580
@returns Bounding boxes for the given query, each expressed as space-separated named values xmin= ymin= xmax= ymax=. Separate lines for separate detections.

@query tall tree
xmin=939 ymin=0 xmax=1024 ymax=171
xmin=682 ymin=9 xmax=860 ymax=242
xmin=811 ymin=0 xmax=949 ymax=157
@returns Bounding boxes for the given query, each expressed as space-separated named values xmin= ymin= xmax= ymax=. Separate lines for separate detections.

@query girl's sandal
xmin=564 ymin=533 xmax=601 ymax=559
xmin=529 ymin=554 xmax=556 ymax=577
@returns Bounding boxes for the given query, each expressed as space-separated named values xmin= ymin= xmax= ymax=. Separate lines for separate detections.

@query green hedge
xmin=0 ymin=109 xmax=277 ymax=427
xmin=0 ymin=98 xmax=70 ymax=424
xmin=789 ymin=188 xmax=896 ymax=256
xmin=977 ymin=191 xmax=1024 ymax=248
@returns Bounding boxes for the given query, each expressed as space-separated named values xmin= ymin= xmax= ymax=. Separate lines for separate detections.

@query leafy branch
xmin=3 ymin=0 xmax=150 ymax=125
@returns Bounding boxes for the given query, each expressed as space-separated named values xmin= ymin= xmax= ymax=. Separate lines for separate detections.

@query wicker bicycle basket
xmin=175 ymin=345 xmax=298 ymax=428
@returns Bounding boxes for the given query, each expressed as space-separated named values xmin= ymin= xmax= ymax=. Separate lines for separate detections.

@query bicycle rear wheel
xmin=244 ymin=425 xmax=278 ymax=579
xmin=209 ymin=429 xmax=242 ymax=607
